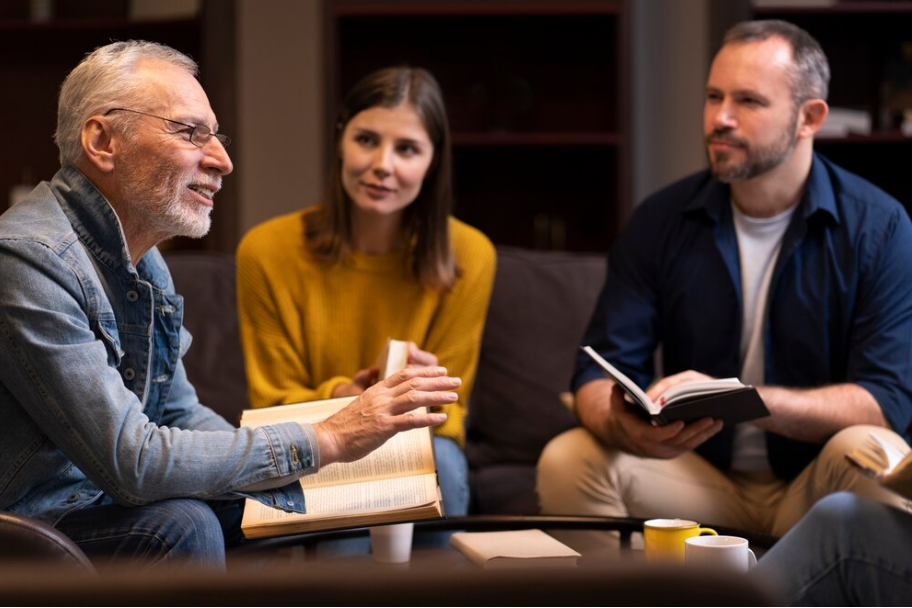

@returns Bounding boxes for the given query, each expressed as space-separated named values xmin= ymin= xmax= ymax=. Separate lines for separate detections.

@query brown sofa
xmin=4 ymin=249 xmax=786 ymax=605
xmin=464 ymin=247 xmax=605 ymax=514
xmin=165 ymin=246 xmax=606 ymax=516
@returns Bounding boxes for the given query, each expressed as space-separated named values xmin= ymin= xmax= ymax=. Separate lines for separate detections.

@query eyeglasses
xmin=103 ymin=108 xmax=231 ymax=149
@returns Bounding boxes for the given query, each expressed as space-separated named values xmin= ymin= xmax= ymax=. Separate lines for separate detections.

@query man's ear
xmin=80 ymin=117 xmax=117 ymax=173
xmin=797 ymin=99 xmax=829 ymax=139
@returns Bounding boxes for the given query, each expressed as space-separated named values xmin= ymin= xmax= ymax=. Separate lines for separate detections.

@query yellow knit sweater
xmin=236 ymin=207 xmax=496 ymax=445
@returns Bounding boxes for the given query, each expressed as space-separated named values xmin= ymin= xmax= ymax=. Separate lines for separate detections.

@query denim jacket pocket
xmin=94 ymin=317 xmax=125 ymax=368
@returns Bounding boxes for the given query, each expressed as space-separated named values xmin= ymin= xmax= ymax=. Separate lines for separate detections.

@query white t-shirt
xmin=730 ymin=201 xmax=797 ymax=472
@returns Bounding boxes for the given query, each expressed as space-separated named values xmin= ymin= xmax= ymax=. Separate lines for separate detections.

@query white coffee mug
xmin=370 ymin=522 xmax=414 ymax=564
xmin=684 ymin=535 xmax=757 ymax=573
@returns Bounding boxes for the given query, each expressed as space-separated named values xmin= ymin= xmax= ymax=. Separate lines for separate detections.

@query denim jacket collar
xmin=54 ymin=164 xmax=173 ymax=291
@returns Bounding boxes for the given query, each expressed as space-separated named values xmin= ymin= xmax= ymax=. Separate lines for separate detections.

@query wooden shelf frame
xmin=326 ymin=0 xmax=632 ymax=252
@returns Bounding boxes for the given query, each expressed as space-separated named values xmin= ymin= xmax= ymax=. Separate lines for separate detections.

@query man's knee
xmin=806 ymin=491 xmax=860 ymax=527
xmin=143 ymin=499 xmax=226 ymax=566
xmin=800 ymin=492 xmax=906 ymax=551
xmin=818 ymin=424 xmax=905 ymax=472
xmin=538 ymin=428 xmax=603 ymax=483
xmin=823 ymin=424 xmax=899 ymax=452
xmin=794 ymin=424 xmax=912 ymax=520
xmin=537 ymin=427 xmax=612 ymax=513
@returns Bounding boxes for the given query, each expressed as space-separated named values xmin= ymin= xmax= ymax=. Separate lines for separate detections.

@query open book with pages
xmin=240 ymin=339 xmax=443 ymax=539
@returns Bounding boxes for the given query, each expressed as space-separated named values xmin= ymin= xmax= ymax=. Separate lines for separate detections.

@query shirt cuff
xmin=258 ymin=420 xmax=320 ymax=475
xmin=573 ymin=366 xmax=608 ymax=393
xmin=231 ymin=422 xmax=321 ymax=514
xmin=239 ymin=479 xmax=306 ymax=514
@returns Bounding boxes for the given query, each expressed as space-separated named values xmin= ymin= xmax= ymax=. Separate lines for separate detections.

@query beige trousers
xmin=536 ymin=424 xmax=911 ymax=547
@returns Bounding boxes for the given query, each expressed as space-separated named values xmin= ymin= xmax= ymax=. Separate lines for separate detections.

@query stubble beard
xmin=706 ymin=109 xmax=800 ymax=183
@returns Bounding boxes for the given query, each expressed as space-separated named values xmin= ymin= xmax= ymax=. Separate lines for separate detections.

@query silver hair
xmin=54 ymin=40 xmax=198 ymax=165
xmin=722 ymin=19 xmax=830 ymax=105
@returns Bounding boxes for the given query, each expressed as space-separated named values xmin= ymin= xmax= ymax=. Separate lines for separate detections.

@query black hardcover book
xmin=581 ymin=346 xmax=770 ymax=426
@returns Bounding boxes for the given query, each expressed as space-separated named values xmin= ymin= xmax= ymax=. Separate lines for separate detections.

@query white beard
xmin=117 ymin=150 xmax=218 ymax=241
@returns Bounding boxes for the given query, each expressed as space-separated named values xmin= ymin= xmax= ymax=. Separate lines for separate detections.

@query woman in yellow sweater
xmin=236 ymin=67 xmax=496 ymax=516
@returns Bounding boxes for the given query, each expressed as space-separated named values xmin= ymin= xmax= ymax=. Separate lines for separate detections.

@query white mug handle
xmin=747 ymin=548 xmax=757 ymax=569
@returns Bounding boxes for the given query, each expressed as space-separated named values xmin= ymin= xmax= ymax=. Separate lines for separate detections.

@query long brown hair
xmin=306 ymin=66 xmax=457 ymax=291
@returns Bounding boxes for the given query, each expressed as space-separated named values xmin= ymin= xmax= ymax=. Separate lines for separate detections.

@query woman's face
xmin=340 ymin=103 xmax=435 ymax=222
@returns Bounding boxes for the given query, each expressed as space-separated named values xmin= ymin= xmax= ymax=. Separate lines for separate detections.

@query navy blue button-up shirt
xmin=575 ymin=154 xmax=912 ymax=479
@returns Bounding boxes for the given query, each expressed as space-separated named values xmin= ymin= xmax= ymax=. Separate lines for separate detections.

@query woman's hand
xmin=329 ymin=341 xmax=439 ymax=398
xmin=406 ymin=342 xmax=439 ymax=368
xmin=331 ymin=367 xmax=380 ymax=397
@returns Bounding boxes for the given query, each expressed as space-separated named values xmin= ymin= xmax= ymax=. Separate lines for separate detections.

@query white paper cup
xmin=370 ymin=522 xmax=414 ymax=564
xmin=685 ymin=535 xmax=757 ymax=573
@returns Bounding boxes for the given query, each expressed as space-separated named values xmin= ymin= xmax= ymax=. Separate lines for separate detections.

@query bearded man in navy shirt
xmin=538 ymin=20 xmax=912 ymax=544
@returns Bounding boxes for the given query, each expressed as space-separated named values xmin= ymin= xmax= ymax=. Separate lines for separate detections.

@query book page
xmin=240 ymin=397 xmax=356 ymax=427
xmin=239 ymin=339 xmax=442 ymax=537
xmin=871 ymin=433 xmax=907 ymax=474
xmin=848 ymin=433 xmax=912 ymax=500
xmin=242 ymin=399 xmax=435 ymax=488
xmin=847 ymin=431 xmax=907 ymax=477
xmin=302 ymin=473 xmax=438 ymax=514
xmin=581 ymin=346 xmax=657 ymax=414
xmin=883 ymin=452 xmax=912 ymax=500
xmin=242 ymin=473 xmax=439 ymax=527
xmin=847 ymin=431 xmax=912 ymax=495
xmin=846 ymin=445 xmax=886 ymax=477
xmin=659 ymin=378 xmax=745 ymax=406
xmin=300 ymin=424 xmax=435 ymax=489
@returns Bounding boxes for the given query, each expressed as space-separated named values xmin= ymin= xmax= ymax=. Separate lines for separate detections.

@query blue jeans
xmin=435 ymin=435 xmax=469 ymax=517
xmin=315 ymin=436 xmax=469 ymax=557
xmin=55 ymin=496 xmax=243 ymax=570
xmin=752 ymin=492 xmax=912 ymax=606
xmin=55 ymin=437 xmax=468 ymax=566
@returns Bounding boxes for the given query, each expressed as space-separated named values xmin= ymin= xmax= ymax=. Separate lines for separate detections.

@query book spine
xmin=651 ymin=413 xmax=669 ymax=427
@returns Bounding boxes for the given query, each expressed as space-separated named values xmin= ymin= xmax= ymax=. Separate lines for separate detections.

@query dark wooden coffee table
xmin=232 ymin=514 xmax=779 ymax=563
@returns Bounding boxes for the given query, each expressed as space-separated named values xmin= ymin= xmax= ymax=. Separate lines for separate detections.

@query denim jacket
xmin=0 ymin=165 xmax=315 ymax=525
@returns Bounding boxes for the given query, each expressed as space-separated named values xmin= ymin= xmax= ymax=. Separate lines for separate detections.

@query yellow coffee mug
xmin=643 ymin=518 xmax=717 ymax=562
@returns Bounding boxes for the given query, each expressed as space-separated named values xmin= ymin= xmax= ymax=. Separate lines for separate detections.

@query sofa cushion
xmin=164 ymin=251 xmax=249 ymax=426
xmin=469 ymin=464 xmax=541 ymax=515
xmin=466 ymin=246 xmax=606 ymax=513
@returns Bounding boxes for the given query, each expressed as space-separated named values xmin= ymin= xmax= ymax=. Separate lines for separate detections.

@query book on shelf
xmin=581 ymin=346 xmax=770 ymax=426
xmin=239 ymin=339 xmax=443 ymax=539
xmin=450 ymin=529 xmax=580 ymax=570
xmin=818 ymin=107 xmax=872 ymax=138
xmin=751 ymin=0 xmax=836 ymax=7
xmin=847 ymin=431 xmax=912 ymax=500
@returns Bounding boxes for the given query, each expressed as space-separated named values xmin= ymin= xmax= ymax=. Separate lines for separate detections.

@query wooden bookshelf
xmin=0 ymin=14 xmax=199 ymax=209
xmin=748 ymin=1 xmax=912 ymax=211
xmin=326 ymin=0 xmax=631 ymax=252
xmin=0 ymin=0 xmax=238 ymax=252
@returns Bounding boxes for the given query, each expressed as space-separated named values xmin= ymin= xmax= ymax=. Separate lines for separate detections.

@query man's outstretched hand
xmin=313 ymin=366 xmax=459 ymax=465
